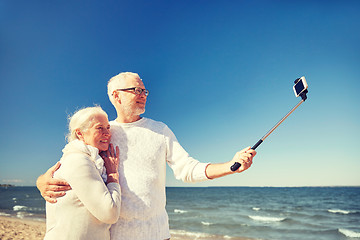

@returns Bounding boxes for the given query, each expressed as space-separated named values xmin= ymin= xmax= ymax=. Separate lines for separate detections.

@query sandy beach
xmin=0 ymin=216 xmax=46 ymax=240
xmin=0 ymin=216 xmax=208 ymax=240
xmin=0 ymin=216 xmax=254 ymax=240
xmin=0 ymin=216 xmax=203 ymax=240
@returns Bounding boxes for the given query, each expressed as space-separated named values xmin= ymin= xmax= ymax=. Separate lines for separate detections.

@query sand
xmin=0 ymin=216 xmax=46 ymax=240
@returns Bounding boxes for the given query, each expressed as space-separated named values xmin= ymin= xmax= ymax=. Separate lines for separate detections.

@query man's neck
xmin=115 ymin=115 xmax=141 ymax=123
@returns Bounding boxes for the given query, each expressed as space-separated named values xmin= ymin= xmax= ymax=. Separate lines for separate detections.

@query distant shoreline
xmin=0 ymin=184 xmax=15 ymax=187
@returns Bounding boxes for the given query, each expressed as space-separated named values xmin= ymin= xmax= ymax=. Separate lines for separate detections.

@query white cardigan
xmin=109 ymin=118 xmax=209 ymax=240
xmin=44 ymin=140 xmax=121 ymax=240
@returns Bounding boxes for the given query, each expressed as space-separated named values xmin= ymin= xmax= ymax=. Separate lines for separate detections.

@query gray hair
xmin=66 ymin=106 xmax=108 ymax=143
xmin=107 ymin=72 xmax=141 ymax=105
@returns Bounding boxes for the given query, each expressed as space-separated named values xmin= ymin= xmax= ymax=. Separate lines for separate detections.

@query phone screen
xmin=294 ymin=80 xmax=305 ymax=96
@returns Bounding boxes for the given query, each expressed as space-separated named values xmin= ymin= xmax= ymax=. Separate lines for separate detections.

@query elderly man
xmin=37 ymin=72 xmax=256 ymax=240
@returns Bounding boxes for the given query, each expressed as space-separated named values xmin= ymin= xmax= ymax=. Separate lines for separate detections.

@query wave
xmin=0 ymin=212 xmax=11 ymax=216
xmin=339 ymin=228 xmax=360 ymax=238
xmin=12 ymin=205 xmax=45 ymax=213
xmin=170 ymin=229 xmax=217 ymax=238
xmin=170 ymin=229 xmax=241 ymax=239
xmin=174 ymin=209 xmax=188 ymax=214
xmin=328 ymin=209 xmax=357 ymax=215
xmin=249 ymin=215 xmax=286 ymax=222
xmin=252 ymin=207 xmax=261 ymax=211
xmin=201 ymin=221 xmax=213 ymax=226
xmin=13 ymin=205 xmax=27 ymax=211
xmin=16 ymin=211 xmax=33 ymax=219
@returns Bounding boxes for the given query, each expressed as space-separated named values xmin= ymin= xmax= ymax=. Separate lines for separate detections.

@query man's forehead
xmin=122 ymin=76 xmax=145 ymax=87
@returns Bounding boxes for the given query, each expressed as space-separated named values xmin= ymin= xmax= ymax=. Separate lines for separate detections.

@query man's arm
xmin=36 ymin=162 xmax=71 ymax=203
xmin=205 ymin=147 xmax=256 ymax=179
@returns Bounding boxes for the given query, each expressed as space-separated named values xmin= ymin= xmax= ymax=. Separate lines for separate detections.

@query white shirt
xmin=44 ymin=140 xmax=121 ymax=240
xmin=109 ymin=118 xmax=208 ymax=240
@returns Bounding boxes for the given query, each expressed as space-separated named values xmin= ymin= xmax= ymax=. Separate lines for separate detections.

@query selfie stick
xmin=230 ymin=79 xmax=308 ymax=172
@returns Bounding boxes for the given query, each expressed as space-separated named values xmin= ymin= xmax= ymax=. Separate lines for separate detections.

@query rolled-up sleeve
xmin=164 ymin=126 xmax=209 ymax=183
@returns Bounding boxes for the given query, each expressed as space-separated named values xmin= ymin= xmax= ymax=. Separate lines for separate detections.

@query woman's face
xmin=79 ymin=114 xmax=111 ymax=151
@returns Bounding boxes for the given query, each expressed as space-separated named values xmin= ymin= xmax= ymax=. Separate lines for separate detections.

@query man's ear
xmin=75 ymin=129 xmax=84 ymax=140
xmin=113 ymin=91 xmax=121 ymax=104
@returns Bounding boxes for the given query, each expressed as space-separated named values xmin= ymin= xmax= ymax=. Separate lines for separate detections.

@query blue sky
xmin=1 ymin=0 xmax=359 ymax=187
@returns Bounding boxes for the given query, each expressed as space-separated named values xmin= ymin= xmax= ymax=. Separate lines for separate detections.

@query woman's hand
xmin=100 ymin=144 xmax=120 ymax=184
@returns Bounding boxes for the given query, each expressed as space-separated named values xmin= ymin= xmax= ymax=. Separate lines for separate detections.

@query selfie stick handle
xmin=230 ymin=92 xmax=307 ymax=172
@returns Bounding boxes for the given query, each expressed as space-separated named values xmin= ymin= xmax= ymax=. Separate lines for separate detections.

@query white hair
xmin=66 ymin=106 xmax=108 ymax=143
xmin=107 ymin=72 xmax=141 ymax=105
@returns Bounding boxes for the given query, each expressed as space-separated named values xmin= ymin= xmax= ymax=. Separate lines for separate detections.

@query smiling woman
xmin=42 ymin=106 xmax=122 ymax=240
xmin=69 ymin=108 xmax=112 ymax=151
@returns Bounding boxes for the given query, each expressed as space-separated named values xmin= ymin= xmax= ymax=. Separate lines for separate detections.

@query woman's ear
xmin=75 ymin=129 xmax=84 ymax=140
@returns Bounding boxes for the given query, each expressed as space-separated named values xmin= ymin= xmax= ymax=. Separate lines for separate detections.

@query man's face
xmin=118 ymin=76 xmax=147 ymax=117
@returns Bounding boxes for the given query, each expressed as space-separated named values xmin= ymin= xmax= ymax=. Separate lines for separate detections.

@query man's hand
xmin=205 ymin=146 xmax=257 ymax=179
xmin=231 ymin=147 xmax=257 ymax=173
xmin=36 ymin=162 xmax=71 ymax=203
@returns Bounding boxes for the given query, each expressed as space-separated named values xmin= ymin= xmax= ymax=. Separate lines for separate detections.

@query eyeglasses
xmin=115 ymin=87 xmax=149 ymax=96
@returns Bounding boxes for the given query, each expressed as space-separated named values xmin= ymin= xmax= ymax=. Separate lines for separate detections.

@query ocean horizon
xmin=1 ymin=186 xmax=359 ymax=239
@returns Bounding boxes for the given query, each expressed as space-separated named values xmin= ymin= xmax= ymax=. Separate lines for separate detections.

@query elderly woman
xmin=44 ymin=106 xmax=121 ymax=240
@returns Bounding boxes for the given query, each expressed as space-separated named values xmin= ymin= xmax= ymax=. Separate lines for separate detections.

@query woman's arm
xmin=62 ymin=146 xmax=121 ymax=224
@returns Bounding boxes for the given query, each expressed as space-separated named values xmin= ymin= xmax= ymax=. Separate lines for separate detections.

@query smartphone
xmin=293 ymin=76 xmax=308 ymax=97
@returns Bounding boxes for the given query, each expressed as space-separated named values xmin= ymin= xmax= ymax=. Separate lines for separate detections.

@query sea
xmin=0 ymin=186 xmax=359 ymax=240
